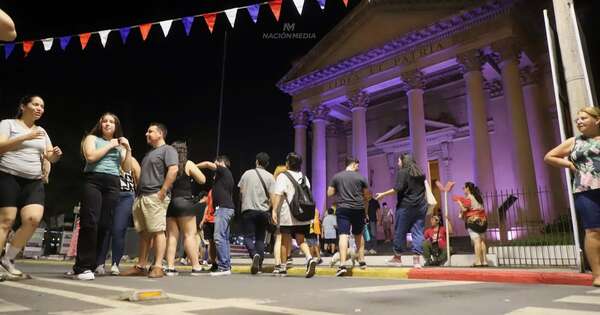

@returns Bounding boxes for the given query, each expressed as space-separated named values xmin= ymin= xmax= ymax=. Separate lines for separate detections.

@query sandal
xmin=471 ymin=263 xmax=483 ymax=267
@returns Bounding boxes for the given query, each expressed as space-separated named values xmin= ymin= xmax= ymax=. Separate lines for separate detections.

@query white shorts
xmin=467 ymin=228 xmax=485 ymax=242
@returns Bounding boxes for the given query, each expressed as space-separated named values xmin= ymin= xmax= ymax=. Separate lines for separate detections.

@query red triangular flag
xmin=269 ymin=0 xmax=282 ymax=21
xmin=139 ymin=23 xmax=152 ymax=41
xmin=79 ymin=33 xmax=91 ymax=50
xmin=343 ymin=0 xmax=348 ymax=7
xmin=23 ymin=41 xmax=34 ymax=57
xmin=203 ymin=13 xmax=217 ymax=33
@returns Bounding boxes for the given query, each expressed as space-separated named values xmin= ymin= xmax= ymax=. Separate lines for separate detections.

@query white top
xmin=274 ymin=170 xmax=311 ymax=226
xmin=0 ymin=119 xmax=52 ymax=179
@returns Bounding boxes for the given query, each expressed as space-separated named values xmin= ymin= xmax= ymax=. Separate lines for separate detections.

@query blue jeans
xmin=393 ymin=202 xmax=427 ymax=255
xmin=214 ymin=207 xmax=234 ymax=271
xmin=367 ymin=221 xmax=377 ymax=250
xmin=96 ymin=191 xmax=135 ymax=266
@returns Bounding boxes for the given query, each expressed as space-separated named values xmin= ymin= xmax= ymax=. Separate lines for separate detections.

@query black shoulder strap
xmin=254 ymin=169 xmax=270 ymax=203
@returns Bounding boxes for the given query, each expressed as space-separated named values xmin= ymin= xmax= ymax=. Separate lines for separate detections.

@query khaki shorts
xmin=132 ymin=193 xmax=170 ymax=233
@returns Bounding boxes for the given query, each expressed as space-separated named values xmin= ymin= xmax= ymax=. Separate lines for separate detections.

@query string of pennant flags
xmin=1 ymin=0 xmax=348 ymax=60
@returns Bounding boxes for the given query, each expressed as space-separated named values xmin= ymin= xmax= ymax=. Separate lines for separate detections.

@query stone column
xmin=290 ymin=110 xmax=309 ymax=173
xmin=311 ymin=105 xmax=330 ymax=215
xmin=346 ymin=91 xmax=370 ymax=182
xmin=457 ymin=49 xmax=496 ymax=195
xmin=493 ymin=38 xmax=541 ymax=222
xmin=326 ymin=122 xmax=340 ymax=209
xmin=521 ymin=65 xmax=566 ymax=221
xmin=402 ymin=69 xmax=429 ymax=179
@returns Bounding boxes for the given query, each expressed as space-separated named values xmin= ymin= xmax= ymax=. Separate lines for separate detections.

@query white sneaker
xmin=0 ymin=256 xmax=22 ymax=276
xmin=94 ymin=265 xmax=106 ymax=276
xmin=368 ymin=249 xmax=377 ymax=255
xmin=210 ymin=270 xmax=231 ymax=277
xmin=66 ymin=270 xmax=95 ymax=281
xmin=110 ymin=264 xmax=120 ymax=276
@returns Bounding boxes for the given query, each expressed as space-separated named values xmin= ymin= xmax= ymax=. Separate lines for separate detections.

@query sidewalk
xmin=18 ymin=255 xmax=594 ymax=287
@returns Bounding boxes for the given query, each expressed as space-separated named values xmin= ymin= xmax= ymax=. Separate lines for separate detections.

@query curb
xmin=17 ymin=259 xmax=593 ymax=286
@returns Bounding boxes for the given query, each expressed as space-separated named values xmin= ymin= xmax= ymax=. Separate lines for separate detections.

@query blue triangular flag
xmin=59 ymin=36 xmax=71 ymax=50
xmin=119 ymin=27 xmax=131 ymax=44
xmin=317 ymin=0 xmax=326 ymax=10
xmin=4 ymin=43 xmax=14 ymax=59
xmin=182 ymin=17 xmax=194 ymax=36
xmin=247 ymin=4 xmax=260 ymax=23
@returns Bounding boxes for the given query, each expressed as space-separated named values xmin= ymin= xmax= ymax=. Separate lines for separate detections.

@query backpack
xmin=282 ymin=171 xmax=315 ymax=222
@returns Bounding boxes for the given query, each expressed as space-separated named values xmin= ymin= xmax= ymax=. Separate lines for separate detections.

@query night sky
xmin=0 ymin=0 xmax=597 ymax=222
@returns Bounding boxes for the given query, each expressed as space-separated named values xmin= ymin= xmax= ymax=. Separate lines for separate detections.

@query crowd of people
xmin=0 ymin=94 xmax=598 ymax=287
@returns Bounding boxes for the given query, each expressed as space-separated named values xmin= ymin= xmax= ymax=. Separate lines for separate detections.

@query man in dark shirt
xmin=198 ymin=156 xmax=234 ymax=276
xmin=327 ymin=157 xmax=369 ymax=276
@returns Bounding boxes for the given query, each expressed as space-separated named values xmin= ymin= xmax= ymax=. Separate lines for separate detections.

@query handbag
xmin=254 ymin=169 xmax=276 ymax=233
xmin=424 ymin=180 xmax=438 ymax=215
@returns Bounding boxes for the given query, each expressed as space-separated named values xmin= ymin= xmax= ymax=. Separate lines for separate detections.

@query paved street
xmin=0 ymin=261 xmax=599 ymax=314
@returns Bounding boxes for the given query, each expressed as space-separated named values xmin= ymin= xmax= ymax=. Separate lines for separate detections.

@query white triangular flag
xmin=98 ymin=30 xmax=111 ymax=47
xmin=41 ymin=38 xmax=53 ymax=51
xmin=293 ymin=0 xmax=305 ymax=15
xmin=159 ymin=20 xmax=173 ymax=37
xmin=225 ymin=8 xmax=238 ymax=28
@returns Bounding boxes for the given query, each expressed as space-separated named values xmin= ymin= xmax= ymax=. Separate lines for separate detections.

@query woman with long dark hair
xmin=164 ymin=141 xmax=206 ymax=276
xmin=545 ymin=106 xmax=600 ymax=287
xmin=375 ymin=153 xmax=427 ymax=265
xmin=0 ymin=95 xmax=62 ymax=279
xmin=453 ymin=182 xmax=488 ymax=267
xmin=68 ymin=113 xmax=132 ymax=280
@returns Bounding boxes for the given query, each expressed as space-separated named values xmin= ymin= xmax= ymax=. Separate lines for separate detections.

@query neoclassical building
xmin=277 ymin=0 xmax=568 ymax=235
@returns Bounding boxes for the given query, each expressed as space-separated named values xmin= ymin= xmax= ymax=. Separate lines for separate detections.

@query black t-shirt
xmin=395 ymin=168 xmax=426 ymax=208
xmin=212 ymin=166 xmax=235 ymax=209
xmin=368 ymin=198 xmax=380 ymax=222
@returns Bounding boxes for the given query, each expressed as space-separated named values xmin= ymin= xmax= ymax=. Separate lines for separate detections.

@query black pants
xmin=74 ymin=172 xmax=120 ymax=274
xmin=242 ymin=210 xmax=269 ymax=259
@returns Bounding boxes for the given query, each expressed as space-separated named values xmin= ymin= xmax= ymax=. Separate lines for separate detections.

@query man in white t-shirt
xmin=270 ymin=152 xmax=317 ymax=278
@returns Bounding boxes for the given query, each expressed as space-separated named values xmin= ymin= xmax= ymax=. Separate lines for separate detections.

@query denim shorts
xmin=336 ymin=208 xmax=365 ymax=235
xmin=574 ymin=189 xmax=600 ymax=230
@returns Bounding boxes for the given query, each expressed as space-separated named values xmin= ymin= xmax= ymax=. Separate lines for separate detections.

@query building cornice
xmin=277 ymin=0 xmax=515 ymax=95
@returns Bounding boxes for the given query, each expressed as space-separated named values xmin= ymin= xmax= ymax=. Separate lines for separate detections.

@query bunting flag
xmin=224 ymin=8 xmax=238 ymax=28
xmin=4 ymin=43 xmax=14 ymax=59
xmin=23 ymin=41 xmax=34 ymax=57
xmin=0 ymin=0 xmax=346 ymax=59
xmin=41 ymin=38 xmax=54 ymax=51
xmin=203 ymin=13 xmax=217 ymax=33
xmin=269 ymin=0 xmax=283 ymax=22
xmin=247 ymin=4 xmax=260 ymax=24
xmin=317 ymin=0 xmax=327 ymax=10
xmin=159 ymin=20 xmax=173 ymax=37
xmin=182 ymin=17 xmax=194 ymax=36
xmin=98 ymin=30 xmax=111 ymax=47
xmin=293 ymin=0 xmax=305 ymax=15
xmin=60 ymin=36 xmax=71 ymax=51
xmin=79 ymin=33 xmax=91 ymax=50
xmin=119 ymin=27 xmax=130 ymax=44
xmin=139 ymin=24 xmax=152 ymax=41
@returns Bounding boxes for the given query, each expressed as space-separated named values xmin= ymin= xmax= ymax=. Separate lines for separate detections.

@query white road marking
xmin=588 ymin=289 xmax=600 ymax=295
xmin=555 ymin=295 xmax=600 ymax=306
xmin=332 ymin=280 xmax=476 ymax=293
xmin=504 ymin=307 xmax=600 ymax=315
xmin=3 ymin=277 xmax=342 ymax=315
xmin=0 ymin=298 xmax=30 ymax=313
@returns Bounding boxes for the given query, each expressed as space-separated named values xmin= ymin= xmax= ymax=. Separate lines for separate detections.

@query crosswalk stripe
xmin=504 ymin=307 xmax=600 ymax=315
xmin=588 ymin=289 xmax=600 ymax=295
xmin=555 ymin=295 xmax=600 ymax=306
xmin=332 ymin=280 xmax=476 ymax=293
xmin=0 ymin=298 xmax=30 ymax=313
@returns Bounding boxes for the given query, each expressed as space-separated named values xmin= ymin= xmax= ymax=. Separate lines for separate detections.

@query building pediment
xmin=278 ymin=0 xmax=512 ymax=95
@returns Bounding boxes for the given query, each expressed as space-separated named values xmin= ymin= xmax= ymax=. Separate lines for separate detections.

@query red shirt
xmin=203 ymin=190 xmax=215 ymax=223
xmin=424 ymin=226 xmax=447 ymax=249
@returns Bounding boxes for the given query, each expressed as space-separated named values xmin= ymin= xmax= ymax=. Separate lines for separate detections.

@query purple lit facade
xmin=278 ymin=0 xmax=568 ymax=236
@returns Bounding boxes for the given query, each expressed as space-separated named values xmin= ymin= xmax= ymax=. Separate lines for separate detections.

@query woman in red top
xmin=453 ymin=182 xmax=488 ymax=267
xmin=422 ymin=215 xmax=449 ymax=266
xmin=199 ymin=190 xmax=217 ymax=272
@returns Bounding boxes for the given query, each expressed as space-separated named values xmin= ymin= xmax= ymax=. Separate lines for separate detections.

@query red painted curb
xmin=407 ymin=268 xmax=593 ymax=286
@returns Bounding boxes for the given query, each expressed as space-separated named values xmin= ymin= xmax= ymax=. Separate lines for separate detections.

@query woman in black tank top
xmin=165 ymin=141 xmax=206 ymax=276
